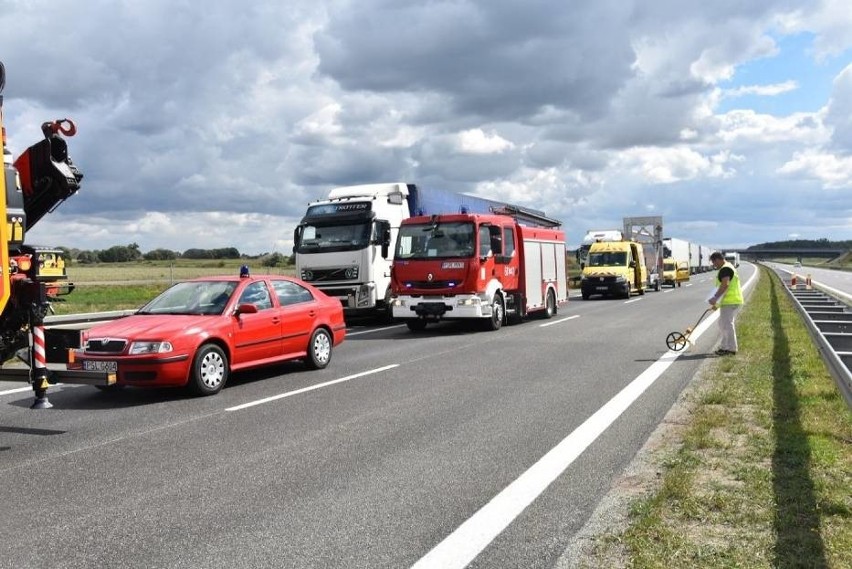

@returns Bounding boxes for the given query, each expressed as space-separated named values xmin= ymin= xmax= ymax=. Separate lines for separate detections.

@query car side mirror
xmin=235 ymin=303 xmax=258 ymax=315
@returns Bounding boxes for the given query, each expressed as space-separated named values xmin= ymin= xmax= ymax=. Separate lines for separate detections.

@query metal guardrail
xmin=773 ymin=268 xmax=852 ymax=407
xmin=43 ymin=309 xmax=137 ymax=329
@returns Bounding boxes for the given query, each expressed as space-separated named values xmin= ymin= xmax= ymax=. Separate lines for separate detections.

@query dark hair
xmin=710 ymin=252 xmax=724 ymax=261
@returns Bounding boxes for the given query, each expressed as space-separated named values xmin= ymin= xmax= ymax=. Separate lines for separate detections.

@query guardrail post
xmin=30 ymin=324 xmax=53 ymax=409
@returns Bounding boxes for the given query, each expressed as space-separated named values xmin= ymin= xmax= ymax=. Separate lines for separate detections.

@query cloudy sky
xmin=3 ymin=0 xmax=850 ymax=254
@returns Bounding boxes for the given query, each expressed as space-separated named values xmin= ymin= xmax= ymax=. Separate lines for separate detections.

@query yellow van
xmin=580 ymin=240 xmax=647 ymax=299
xmin=662 ymin=258 xmax=690 ymax=288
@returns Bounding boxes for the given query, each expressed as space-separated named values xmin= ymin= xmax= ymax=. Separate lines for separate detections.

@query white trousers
xmin=718 ymin=304 xmax=740 ymax=352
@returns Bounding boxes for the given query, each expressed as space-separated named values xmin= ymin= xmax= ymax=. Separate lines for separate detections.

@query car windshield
xmin=137 ymin=281 xmax=238 ymax=315
xmin=588 ymin=251 xmax=628 ymax=267
xmin=395 ymin=222 xmax=475 ymax=259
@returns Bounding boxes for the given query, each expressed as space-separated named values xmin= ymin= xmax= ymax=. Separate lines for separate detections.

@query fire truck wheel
xmin=305 ymin=328 xmax=333 ymax=369
xmin=544 ymin=289 xmax=556 ymax=318
xmin=486 ymin=294 xmax=504 ymax=331
xmin=190 ymin=344 xmax=228 ymax=396
xmin=406 ymin=320 xmax=428 ymax=332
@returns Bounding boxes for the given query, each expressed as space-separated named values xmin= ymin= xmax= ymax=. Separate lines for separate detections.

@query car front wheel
xmin=305 ymin=328 xmax=332 ymax=369
xmin=190 ymin=344 xmax=228 ymax=396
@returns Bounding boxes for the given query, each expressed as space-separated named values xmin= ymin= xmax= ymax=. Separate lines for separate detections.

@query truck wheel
xmin=305 ymin=328 xmax=332 ymax=369
xmin=543 ymin=289 xmax=556 ymax=318
xmin=581 ymin=291 xmax=590 ymax=300
xmin=486 ymin=294 xmax=504 ymax=331
xmin=190 ymin=343 xmax=228 ymax=396
xmin=406 ymin=320 xmax=428 ymax=332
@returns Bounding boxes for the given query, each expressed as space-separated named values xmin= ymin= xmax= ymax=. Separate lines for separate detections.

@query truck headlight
xmin=129 ymin=341 xmax=174 ymax=355
xmin=457 ymin=297 xmax=481 ymax=307
xmin=391 ymin=298 xmax=406 ymax=307
xmin=615 ymin=276 xmax=626 ymax=283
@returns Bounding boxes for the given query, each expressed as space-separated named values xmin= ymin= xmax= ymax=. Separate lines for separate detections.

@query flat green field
xmin=52 ymin=261 xmax=295 ymax=314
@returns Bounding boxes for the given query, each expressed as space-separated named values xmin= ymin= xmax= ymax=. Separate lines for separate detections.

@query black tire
xmin=305 ymin=328 xmax=333 ymax=369
xmin=406 ymin=319 xmax=428 ymax=332
xmin=486 ymin=294 xmax=504 ymax=331
xmin=190 ymin=344 xmax=228 ymax=396
xmin=543 ymin=288 xmax=556 ymax=318
xmin=581 ymin=291 xmax=590 ymax=300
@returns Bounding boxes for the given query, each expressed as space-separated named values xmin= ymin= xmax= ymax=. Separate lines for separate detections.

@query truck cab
xmin=293 ymin=183 xmax=401 ymax=317
xmin=580 ymin=240 xmax=646 ymax=299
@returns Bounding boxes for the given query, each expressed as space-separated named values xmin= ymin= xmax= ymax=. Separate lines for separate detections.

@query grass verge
xmin=581 ymin=265 xmax=852 ymax=568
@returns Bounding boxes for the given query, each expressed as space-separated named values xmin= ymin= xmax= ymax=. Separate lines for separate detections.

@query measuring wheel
xmin=666 ymin=331 xmax=688 ymax=352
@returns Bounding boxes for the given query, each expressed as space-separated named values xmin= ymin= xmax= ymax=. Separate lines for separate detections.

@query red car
xmin=69 ymin=273 xmax=346 ymax=395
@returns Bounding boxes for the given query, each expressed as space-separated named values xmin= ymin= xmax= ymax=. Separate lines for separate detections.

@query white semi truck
xmin=293 ymin=183 xmax=513 ymax=318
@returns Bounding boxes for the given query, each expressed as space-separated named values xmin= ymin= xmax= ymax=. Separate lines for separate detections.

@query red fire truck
xmin=390 ymin=206 xmax=567 ymax=331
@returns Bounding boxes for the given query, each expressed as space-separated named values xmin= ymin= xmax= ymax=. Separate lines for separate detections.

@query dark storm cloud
xmin=315 ymin=0 xmax=635 ymax=121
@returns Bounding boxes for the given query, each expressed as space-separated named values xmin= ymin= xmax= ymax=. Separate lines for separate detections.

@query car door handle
xmin=309 ymin=310 xmax=317 ymax=318
xmin=272 ymin=317 xmax=281 ymax=324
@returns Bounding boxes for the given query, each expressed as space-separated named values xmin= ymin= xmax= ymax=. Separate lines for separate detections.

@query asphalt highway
xmin=2 ymin=266 xmax=756 ymax=568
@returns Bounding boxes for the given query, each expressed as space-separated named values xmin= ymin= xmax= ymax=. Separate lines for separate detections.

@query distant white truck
xmin=576 ymin=229 xmax=623 ymax=269
xmin=724 ymin=251 xmax=741 ymax=267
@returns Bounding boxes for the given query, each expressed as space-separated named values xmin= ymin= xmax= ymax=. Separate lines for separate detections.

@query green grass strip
xmin=588 ymin=265 xmax=852 ymax=568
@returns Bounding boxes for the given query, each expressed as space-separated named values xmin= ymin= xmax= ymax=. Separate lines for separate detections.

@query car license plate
xmin=596 ymin=286 xmax=608 ymax=291
xmin=83 ymin=360 xmax=117 ymax=373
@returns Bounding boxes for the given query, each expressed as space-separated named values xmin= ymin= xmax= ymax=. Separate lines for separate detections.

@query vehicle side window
xmin=272 ymin=280 xmax=314 ymax=306
xmin=502 ymin=227 xmax=515 ymax=257
xmin=238 ymin=281 xmax=273 ymax=310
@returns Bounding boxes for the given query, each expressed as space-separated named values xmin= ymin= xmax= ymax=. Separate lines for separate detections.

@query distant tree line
xmin=66 ymin=243 xmax=293 ymax=266
xmin=746 ymin=238 xmax=852 ymax=250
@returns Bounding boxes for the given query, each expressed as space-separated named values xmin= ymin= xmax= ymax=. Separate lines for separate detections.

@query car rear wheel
xmin=305 ymin=328 xmax=332 ymax=369
xmin=190 ymin=344 xmax=228 ymax=396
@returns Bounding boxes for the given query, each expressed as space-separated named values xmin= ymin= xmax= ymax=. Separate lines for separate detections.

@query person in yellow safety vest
xmin=708 ymin=251 xmax=743 ymax=356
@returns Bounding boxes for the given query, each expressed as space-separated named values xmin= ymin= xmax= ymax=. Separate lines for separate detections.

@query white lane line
xmin=225 ymin=364 xmax=399 ymax=412
xmin=410 ymin=311 xmax=719 ymax=569
xmin=540 ymin=315 xmax=580 ymax=328
xmin=624 ymin=298 xmax=642 ymax=304
xmin=346 ymin=324 xmax=406 ymax=337
xmin=0 ymin=386 xmax=36 ymax=396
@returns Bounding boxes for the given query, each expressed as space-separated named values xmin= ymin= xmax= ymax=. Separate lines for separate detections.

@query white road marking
xmin=0 ymin=386 xmax=36 ymax=396
xmin=410 ymin=310 xmax=719 ymax=569
xmin=225 ymin=364 xmax=399 ymax=411
xmin=540 ymin=315 xmax=580 ymax=328
xmin=624 ymin=298 xmax=642 ymax=304
xmin=346 ymin=324 xmax=405 ymax=337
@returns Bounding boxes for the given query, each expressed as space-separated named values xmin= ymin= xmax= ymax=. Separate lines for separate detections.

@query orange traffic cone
xmin=790 ymin=274 xmax=797 ymax=289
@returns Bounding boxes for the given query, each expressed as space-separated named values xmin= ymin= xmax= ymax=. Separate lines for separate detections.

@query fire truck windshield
xmin=396 ymin=222 xmax=475 ymax=259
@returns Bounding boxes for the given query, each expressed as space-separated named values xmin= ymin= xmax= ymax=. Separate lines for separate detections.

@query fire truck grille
xmin=407 ymin=280 xmax=456 ymax=289
xmin=84 ymin=338 xmax=127 ymax=354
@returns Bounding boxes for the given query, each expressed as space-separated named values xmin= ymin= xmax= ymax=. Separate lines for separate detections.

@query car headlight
xmin=129 ymin=341 xmax=174 ymax=355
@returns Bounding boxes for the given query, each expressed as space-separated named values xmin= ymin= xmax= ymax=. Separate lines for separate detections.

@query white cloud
xmin=723 ymin=80 xmax=799 ymax=97
xmin=778 ymin=150 xmax=852 ymax=188
xmin=455 ymin=129 xmax=515 ymax=155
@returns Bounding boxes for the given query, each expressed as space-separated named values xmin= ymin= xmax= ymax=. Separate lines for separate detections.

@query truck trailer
xmin=576 ymin=229 xmax=623 ymax=270
xmin=293 ymin=183 xmax=516 ymax=319
xmin=623 ymin=216 xmax=662 ymax=292
xmin=390 ymin=209 xmax=567 ymax=331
